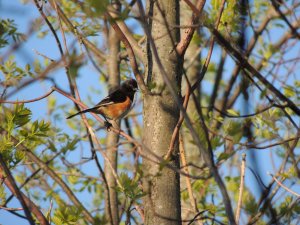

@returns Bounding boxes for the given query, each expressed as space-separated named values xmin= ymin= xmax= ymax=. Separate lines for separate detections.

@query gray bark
xmin=143 ymin=0 xmax=182 ymax=224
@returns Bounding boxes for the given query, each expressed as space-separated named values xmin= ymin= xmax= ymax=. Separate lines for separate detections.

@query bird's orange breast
xmin=99 ymin=96 xmax=132 ymax=120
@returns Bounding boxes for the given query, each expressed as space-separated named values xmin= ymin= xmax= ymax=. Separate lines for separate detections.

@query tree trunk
xmin=143 ymin=1 xmax=182 ymax=224
xmin=104 ymin=2 xmax=121 ymax=225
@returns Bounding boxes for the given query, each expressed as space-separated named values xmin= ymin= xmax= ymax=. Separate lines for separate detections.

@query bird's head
xmin=122 ymin=79 xmax=138 ymax=93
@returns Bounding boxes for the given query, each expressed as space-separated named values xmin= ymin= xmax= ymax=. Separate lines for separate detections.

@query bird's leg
xmin=103 ymin=117 xmax=112 ymax=131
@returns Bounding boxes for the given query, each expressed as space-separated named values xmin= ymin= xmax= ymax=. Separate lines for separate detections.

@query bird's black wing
xmin=95 ymin=89 xmax=127 ymax=107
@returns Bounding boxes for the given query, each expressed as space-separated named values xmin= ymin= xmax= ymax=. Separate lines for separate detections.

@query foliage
xmin=0 ymin=19 xmax=24 ymax=48
xmin=0 ymin=0 xmax=299 ymax=224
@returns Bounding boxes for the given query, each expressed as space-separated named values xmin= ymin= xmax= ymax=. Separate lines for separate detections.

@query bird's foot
xmin=104 ymin=121 xmax=112 ymax=131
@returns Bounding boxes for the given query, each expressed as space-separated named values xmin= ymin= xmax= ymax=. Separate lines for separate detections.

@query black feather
xmin=66 ymin=108 xmax=92 ymax=119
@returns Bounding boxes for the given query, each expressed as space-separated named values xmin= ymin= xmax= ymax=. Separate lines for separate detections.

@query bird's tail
xmin=66 ymin=108 xmax=92 ymax=119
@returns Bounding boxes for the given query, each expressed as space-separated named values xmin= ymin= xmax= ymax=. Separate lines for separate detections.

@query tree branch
xmin=211 ymin=28 xmax=300 ymax=116
xmin=179 ymin=135 xmax=203 ymax=225
xmin=235 ymin=153 xmax=246 ymax=224
xmin=0 ymin=128 xmax=95 ymax=224
xmin=0 ymin=89 xmax=54 ymax=103
xmin=165 ymin=74 xmax=191 ymax=160
xmin=176 ymin=0 xmax=206 ymax=56
xmin=47 ymin=0 xmax=106 ymax=61
xmin=106 ymin=10 xmax=148 ymax=94
xmin=0 ymin=155 xmax=38 ymax=225
xmin=270 ymin=0 xmax=300 ymax=39
xmin=268 ymin=173 xmax=300 ymax=198
xmin=188 ymin=0 xmax=226 ymax=93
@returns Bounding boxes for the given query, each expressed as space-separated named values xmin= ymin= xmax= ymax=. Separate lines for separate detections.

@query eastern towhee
xmin=66 ymin=79 xmax=138 ymax=127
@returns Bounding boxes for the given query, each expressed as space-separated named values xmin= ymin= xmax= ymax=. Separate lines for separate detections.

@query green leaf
xmin=85 ymin=0 xmax=109 ymax=16
xmin=52 ymin=215 xmax=63 ymax=225
xmin=283 ymin=85 xmax=296 ymax=98
xmin=13 ymin=104 xmax=31 ymax=127
xmin=19 ymin=129 xmax=28 ymax=137
xmin=66 ymin=138 xmax=79 ymax=151
xmin=31 ymin=121 xmax=38 ymax=133
xmin=211 ymin=136 xmax=222 ymax=150
xmin=117 ymin=172 xmax=145 ymax=200
xmin=206 ymin=204 xmax=217 ymax=214
xmin=244 ymin=194 xmax=258 ymax=214
xmin=0 ymin=135 xmax=14 ymax=153
xmin=227 ymin=109 xmax=240 ymax=116
xmin=14 ymin=149 xmax=25 ymax=163
xmin=0 ymin=19 xmax=23 ymax=48
xmin=217 ymin=152 xmax=230 ymax=161
xmin=48 ymin=140 xmax=57 ymax=152
xmin=0 ymin=185 xmax=7 ymax=205
xmin=25 ymin=63 xmax=31 ymax=71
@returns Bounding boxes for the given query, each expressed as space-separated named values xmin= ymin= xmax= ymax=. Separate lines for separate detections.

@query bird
xmin=66 ymin=79 xmax=138 ymax=127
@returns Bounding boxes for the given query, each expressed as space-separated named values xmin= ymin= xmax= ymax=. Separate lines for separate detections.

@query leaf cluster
xmin=0 ymin=19 xmax=24 ymax=48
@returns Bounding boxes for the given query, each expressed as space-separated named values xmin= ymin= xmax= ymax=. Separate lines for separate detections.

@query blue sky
xmin=0 ymin=0 xmax=299 ymax=224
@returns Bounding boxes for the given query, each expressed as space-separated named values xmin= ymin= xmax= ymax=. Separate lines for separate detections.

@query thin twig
xmin=0 ymin=89 xmax=54 ymax=103
xmin=187 ymin=210 xmax=208 ymax=225
xmin=208 ymin=49 xmax=226 ymax=113
xmin=189 ymin=0 xmax=226 ymax=93
xmin=133 ymin=204 xmax=145 ymax=222
xmin=0 ymin=205 xmax=23 ymax=211
xmin=179 ymin=135 xmax=203 ymax=225
xmin=235 ymin=153 xmax=246 ymax=224
xmin=106 ymin=6 xmax=144 ymax=60
xmin=4 ymin=150 xmax=63 ymax=206
xmin=268 ymin=173 xmax=300 ymax=198
xmin=53 ymin=59 xmax=123 ymax=207
xmin=47 ymin=200 xmax=53 ymax=224
xmin=211 ymin=28 xmax=300 ymax=116
xmin=0 ymin=128 xmax=95 ymax=224
xmin=47 ymin=0 xmax=106 ymax=61
xmin=106 ymin=9 xmax=148 ymax=94
xmin=165 ymin=75 xmax=191 ymax=160
xmin=210 ymin=102 xmax=288 ymax=118
xmin=183 ymin=0 xmax=300 ymax=117
xmin=176 ymin=0 xmax=206 ymax=56
xmin=270 ymin=0 xmax=300 ymax=39
xmin=33 ymin=49 xmax=55 ymax=62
